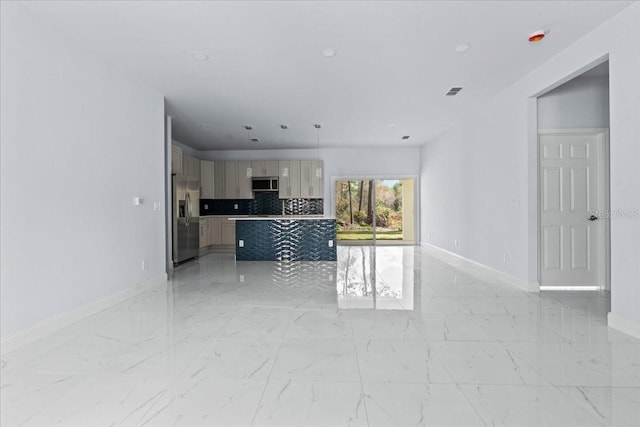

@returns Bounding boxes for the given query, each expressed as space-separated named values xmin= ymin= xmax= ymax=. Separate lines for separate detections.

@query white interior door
xmin=539 ymin=130 xmax=607 ymax=287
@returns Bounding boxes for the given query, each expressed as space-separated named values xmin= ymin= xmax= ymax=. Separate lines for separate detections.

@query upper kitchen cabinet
xmin=300 ymin=160 xmax=324 ymax=198
xmin=200 ymin=160 xmax=215 ymax=199
xmin=279 ymin=160 xmax=301 ymax=198
xmin=224 ymin=161 xmax=238 ymax=199
xmin=237 ymin=161 xmax=253 ymax=198
xmin=223 ymin=161 xmax=253 ymax=199
xmin=171 ymin=145 xmax=183 ymax=174
xmin=182 ymin=154 xmax=201 ymax=179
xmin=251 ymin=160 xmax=279 ymax=177
xmin=214 ymin=161 xmax=225 ymax=199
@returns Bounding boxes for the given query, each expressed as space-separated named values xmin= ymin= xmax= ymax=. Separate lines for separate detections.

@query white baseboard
xmin=607 ymin=312 xmax=640 ymax=339
xmin=1 ymin=273 xmax=168 ymax=355
xmin=421 ymin=244 xmax=539 ymax=293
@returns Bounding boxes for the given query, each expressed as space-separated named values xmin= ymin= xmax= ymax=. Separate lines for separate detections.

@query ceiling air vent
xmin=445 ymin=87 xmax=463 ymax=96
xmin=401 ymin=135 xmax=410 ymax=140
xmin=250 ymin=137 xmax=260 ymax=142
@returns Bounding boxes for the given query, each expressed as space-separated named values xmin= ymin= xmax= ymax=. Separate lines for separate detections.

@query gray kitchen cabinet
xmin=203 ymin=217 xmax=233 ymax=246
xmin=224 ymin=161 xmax=238 ymax=199
xmin=265 ymin=161 xmax=279 ymax=177
xmin=278 ymin=160 xmax=301 ymax=198
xmin=171 ymin=145 xmax=183 ymax=174
xmin=209 ymin=218 xmax=222 ymax=245
xmin=200 ymin=160 xmax=215 ymax=199
xmin=300 ymin=160 xmax=324 ymax=198
xmin=223 ymin=161 xmax=253 ymax=199
xmin=214 ymin=161 xmax=225 ymax=199
xmin=182 ymin=154 xmax=200 ymax=179
xmin=251 ymin=160 xmax=278 ymax=177
xmin=237 ymin=161 xmax=253 ymax=199
xmin=193 ymin=156 xmax=201 ymax=178
xmin=182 ymin=154 xmax=191 ymax=177
xmin=221 ymin=219 xmax=236 ymax=246
xmin=199 ymin=219 xmax=209 ymax=248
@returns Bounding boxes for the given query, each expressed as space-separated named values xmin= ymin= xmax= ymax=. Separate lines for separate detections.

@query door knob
xmin=588 ymin=215 xmax=599 ymax=221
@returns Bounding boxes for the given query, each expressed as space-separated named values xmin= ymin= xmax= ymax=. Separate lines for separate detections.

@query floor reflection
xmin=337 ymin=246 xmax=415 ymax=310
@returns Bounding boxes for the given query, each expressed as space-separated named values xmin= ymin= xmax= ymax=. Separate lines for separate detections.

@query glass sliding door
xmin=372 ymin=179 xmax=404 ymax=242
xmin=335 ymin=178 xmax=415 ymax=244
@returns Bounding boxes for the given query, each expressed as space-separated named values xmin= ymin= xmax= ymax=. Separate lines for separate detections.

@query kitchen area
xmin=171 ymin=144 xmax=336 ymax=265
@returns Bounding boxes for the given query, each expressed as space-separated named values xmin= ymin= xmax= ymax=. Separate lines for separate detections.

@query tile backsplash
xmin=200 ymin=192 xmax=323 ymax=216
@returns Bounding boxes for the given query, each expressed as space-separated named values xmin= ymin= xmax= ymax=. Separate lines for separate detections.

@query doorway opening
xmin=334 ymin=178 xmax=416 ymax=245
xmin=536 ymin=60 xmax=610 ymax=290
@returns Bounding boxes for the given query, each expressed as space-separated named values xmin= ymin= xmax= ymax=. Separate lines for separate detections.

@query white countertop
xmin=200 ymin=215 xmax=250 ymax=218
xmin=229 ymin=216 xmax=335 ymax=221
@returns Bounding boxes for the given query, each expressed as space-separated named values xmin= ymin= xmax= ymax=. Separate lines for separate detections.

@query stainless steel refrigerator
xmin=172 ymin=174 xmax=200 ymax=265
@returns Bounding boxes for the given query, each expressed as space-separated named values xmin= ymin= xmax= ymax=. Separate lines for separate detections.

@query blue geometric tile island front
xmin=236 ymin=219 xmax=337 ymax=261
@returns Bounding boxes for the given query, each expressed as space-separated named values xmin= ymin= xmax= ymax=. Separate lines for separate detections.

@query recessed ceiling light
xmin=314 ymin=124 xmax=322 ymax=129
xmin=280 ymin=124 xmax=288 ymax=130
xmin=321 ymin=48 xmax=337 ymax=58
xmin=243 ymin=125 xmax=253 ymax=130
xmin=250 ymin=137 xmax=260 ymax=142
xmin=401 ymin=135 xmax=410 ymax=140
xmin=455 ymin=43 xmax=471 ymax=53
xmin=388 ymin=123 xmax=396 ymax=127
xmin=191 ymin=51 xmax=210 ymax=61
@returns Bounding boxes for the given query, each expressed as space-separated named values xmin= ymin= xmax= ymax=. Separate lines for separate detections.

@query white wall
xmin=420 ymin=3 xmax=640 ymax=330
xmin=198 ymin=146 xmax=421 ymax=217
xmin=538 ymin=75 xmax=610 ymax=129
xmin=0 ymin=3 xmax=166 ymax=340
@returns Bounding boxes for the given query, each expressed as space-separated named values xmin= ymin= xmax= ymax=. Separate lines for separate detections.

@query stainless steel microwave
xmin=251 ymin=178 xmax=278 ymax=192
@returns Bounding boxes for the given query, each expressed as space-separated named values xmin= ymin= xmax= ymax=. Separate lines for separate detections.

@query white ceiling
xmin=22 ymin=1 xmax=632 ymax=151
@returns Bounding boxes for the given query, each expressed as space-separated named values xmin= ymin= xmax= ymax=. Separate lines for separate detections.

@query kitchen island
xmin=233 ymin=216 xmax=337 ymax=261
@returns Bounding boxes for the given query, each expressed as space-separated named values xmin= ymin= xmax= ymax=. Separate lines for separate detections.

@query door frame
xmin=537 ymin=128 xmax=610 ymax=290
xmin=331 ymin=174 xmax=420 ymax=246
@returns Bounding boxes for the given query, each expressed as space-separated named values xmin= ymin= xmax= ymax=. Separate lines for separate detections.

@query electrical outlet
xmin=141 ymin=259 xmax=147 ymax=270
xmin=153 ymin=201 xmax=160 ymax=211
xmin=204 ymin=204 xmax=208 ymax=210
xmin=503 ymin=252 xmax=508 ymax=263
xmin=234 ymin=204 xmax=239 ymax=210
xmin=454 ymin=239 xmax=458 ymax=247
xmin=239 ymin=240 xmax=244 ymax=247
xmin=328 ymin=240 xmax=334 ymax=248
xmin=239 ymin=275 xmax=245 ymax=282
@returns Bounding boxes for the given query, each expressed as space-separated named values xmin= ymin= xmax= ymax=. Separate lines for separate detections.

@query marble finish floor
xmin=2 ymin=246 xmax=639 ymax=426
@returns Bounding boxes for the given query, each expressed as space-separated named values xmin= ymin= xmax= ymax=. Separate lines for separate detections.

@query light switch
xmin=133 ymin=196 xmax=143 ymax=206
xmin=239 ymin=239 xmax=244 ymax=247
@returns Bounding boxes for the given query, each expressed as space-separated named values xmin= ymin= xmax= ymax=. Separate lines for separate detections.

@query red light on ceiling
xmin=529 ymin=30 xmax=547 ymax=43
